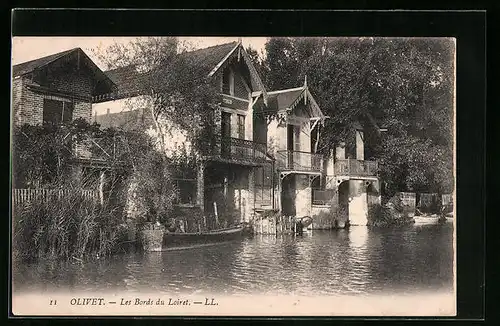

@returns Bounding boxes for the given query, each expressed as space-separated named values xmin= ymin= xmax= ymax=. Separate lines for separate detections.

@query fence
xmin=12 ymin=188 xmax=99 ymax=207
xmin=396 ymin=192 xmax=416 ymax=217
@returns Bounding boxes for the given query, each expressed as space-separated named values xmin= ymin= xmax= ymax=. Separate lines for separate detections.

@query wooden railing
xmin=276 ymin=150 xmax=323 ymax=172
xmin=201 ymin=135 xmax=268 ymax=164
xmin=334 ymin=159 xmax=378 ymax=177
xmin=312 ymin=189 xmax=335 ymax=206
xmin=73 ymin=135 xmax=127 ymax=163
xmin=12 ymin=188 xmax=99 ymax=206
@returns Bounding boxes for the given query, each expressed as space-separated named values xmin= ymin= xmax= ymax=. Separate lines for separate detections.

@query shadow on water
xmin=13 ymin=223 xmax=454 ymax=296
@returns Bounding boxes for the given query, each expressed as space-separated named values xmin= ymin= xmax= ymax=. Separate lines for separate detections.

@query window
xmin=237 ymin=114 xmax=245 ymax=139
xmin=43 ymin=99 xmax=73 ymax=124
xmin=222 ymin=68 xmax=234 ymax=95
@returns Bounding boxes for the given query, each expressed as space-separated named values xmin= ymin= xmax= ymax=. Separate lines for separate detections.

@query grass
xmin=12 ymin=190 xmax=129 ymax=263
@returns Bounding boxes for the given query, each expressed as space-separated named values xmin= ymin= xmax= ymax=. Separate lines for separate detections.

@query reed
xmin=12 ymin=187 xmax=128 ymax=263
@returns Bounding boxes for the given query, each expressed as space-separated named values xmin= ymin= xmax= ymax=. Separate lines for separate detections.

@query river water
xmin=13 ymin=222 xmax=454 ymax=296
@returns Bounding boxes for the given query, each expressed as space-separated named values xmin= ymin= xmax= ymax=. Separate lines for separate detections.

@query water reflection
xmin=13 ymin=224 xmax=454 ymax=296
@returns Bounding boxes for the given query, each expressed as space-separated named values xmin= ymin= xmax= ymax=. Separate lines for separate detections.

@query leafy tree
xmin=258 ymin=37 xmax=455 ymax=195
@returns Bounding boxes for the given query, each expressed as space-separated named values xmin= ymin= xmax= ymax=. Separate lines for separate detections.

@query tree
xmin=93 ymin=37 xmax=220 ymax=155
xmin=258 ymin=37 xmax=455 ymax=195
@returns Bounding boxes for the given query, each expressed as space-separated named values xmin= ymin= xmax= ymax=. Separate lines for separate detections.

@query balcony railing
xmin=200 ymin=135 xmax=268 ymax=165
xmin=73 ymin=135 xmax=127 ymax=164
xmin=334 ymin=159 xmax=378 ymax=177
xmin=276 ymin=150 xmax=323 ymax=173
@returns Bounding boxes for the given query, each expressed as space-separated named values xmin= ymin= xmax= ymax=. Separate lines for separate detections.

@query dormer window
xmin=222 ymin=68 xmax=234 ymax=96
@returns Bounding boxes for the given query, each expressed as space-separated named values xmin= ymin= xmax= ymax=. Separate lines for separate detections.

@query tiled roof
xmin=104 ymin=65 xmax=148 ymax=98
xmin=267 ymin=87 xmax=306 ymax=111
xmin=182 ymin=41 xmax=238 ymax=74
xmin=12 ymin=47 xmax=116 ymax=96
xmin=94 ymin=109 xmax=154 ymax=131
xmin=12 ymin=48 xmax=77 ymax=77
xmin=100 ymin=42 xmax=239 ymax=100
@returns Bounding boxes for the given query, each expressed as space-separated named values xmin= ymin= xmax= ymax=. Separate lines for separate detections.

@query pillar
xmin=356 ymin=130 xmax=364 ymax=160
xmin=335 ymin=142 xmax=346 ymax=160
xmin=196 ymin=163 xmax=205 ymax=213
xmin=247 ymin=169 xmax=255 ymax=222
xmin=348 ymin=180 xmax=368 ymax=226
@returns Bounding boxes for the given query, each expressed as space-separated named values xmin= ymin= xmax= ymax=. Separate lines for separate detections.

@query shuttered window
xmin=43 ymin=99 xmax=73 ymax=124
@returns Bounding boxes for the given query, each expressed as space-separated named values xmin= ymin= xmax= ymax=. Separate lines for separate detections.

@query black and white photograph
xmin=10 ymin=35 xmax=456 ymax=316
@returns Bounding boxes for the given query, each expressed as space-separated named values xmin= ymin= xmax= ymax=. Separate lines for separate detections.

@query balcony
xmin=200 ymin=135 xmax=268 ymax=166
xmin=334 ymin=159 xmax=378 ymax=177
xmin=276 ymin=150 xmax=323 ymax=173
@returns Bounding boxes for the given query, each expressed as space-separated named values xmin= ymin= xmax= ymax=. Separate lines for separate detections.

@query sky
xmin=11 ymin=37 xmax=269 ymax=70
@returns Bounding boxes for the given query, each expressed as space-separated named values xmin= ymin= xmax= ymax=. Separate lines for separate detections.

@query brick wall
xmin=48 ymin=71 xmax=93 ymax=96
xmin=11 ymin=78 xmax=24 ymax=125
xmin=11 ymin=71 xmax=93 ymax=126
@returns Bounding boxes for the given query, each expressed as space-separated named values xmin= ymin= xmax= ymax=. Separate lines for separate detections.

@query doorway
xmin=221 ymin=112 xmax=231 ymax=158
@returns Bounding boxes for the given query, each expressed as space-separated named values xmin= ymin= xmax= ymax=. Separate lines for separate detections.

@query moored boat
xmin=296 ymin=216 xmax=313 ymax=229
xmin=162 ymin=224 xmax=252 ymax=248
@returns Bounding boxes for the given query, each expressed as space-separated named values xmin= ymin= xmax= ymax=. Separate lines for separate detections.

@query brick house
xmin=12 ymin=48 xmax=115 ymax=126
xmin=11 ymin=48 xmax=125 ymax=204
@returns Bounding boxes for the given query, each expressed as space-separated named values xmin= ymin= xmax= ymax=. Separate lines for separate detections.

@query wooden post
xmin=260 ymin=216 xmax=263 ymax=234
xmin=99 ymin=170 xmax=105 ymax=206
xmin=203 ymin=215 xmax=207 ymax=230
xmin=213 ymin=202 xmax=219 ymax=227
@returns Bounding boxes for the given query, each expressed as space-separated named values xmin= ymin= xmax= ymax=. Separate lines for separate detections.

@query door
xmin=221 ymin=112 xmax=231 ymax=158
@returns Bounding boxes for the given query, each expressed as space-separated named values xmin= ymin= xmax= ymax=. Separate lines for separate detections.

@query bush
xmin=12 ymin=190 xmax=128 ymax=263
xmin=367 ymin=203 xmax=415 ymax=227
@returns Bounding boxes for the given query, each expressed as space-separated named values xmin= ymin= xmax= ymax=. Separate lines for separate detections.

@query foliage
xmin=119 ymin=130 xmax=178 ymax=225
xmin=367 ymin=203 xmax=415 ymax=227
xmin=11 ymin=118 xmax=119 ymax=188
xmin=257 ymin=37 xmax=454 ymax=194
xmin=12 ymin=185 xmax=128 ymax=263
xmin=93 ymin=37 xmax=221 ymax=156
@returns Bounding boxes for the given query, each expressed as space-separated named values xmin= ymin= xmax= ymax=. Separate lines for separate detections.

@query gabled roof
xmin=12 ymin=48 xmax=116 ymax=96
xmin=184 ymin=42 xmax=239 ymax=76
xmin=96 ymin=41 xmax=268 ymax=103
xmin=12 ymin=48 xmax=77 ymax=77
xmin=266 ymin=83 xmax=325 ymax=119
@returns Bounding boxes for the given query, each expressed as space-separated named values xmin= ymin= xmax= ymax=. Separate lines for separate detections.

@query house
xmin=90 ymin=39 xmax=381 ymax=228
xmin=11 ymin=48 xmax=128 ymax=205
xmin=92 ymin=41 xmax=273 ymax=225
xmin=12 ymin=47 xmax=115 ymax=126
